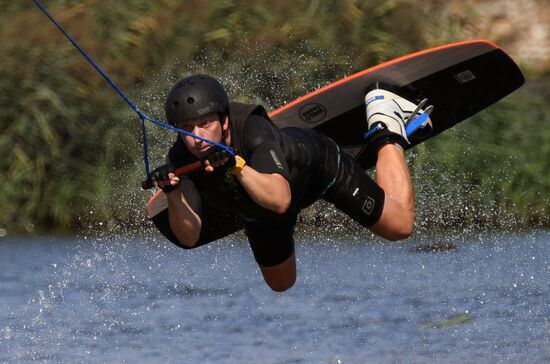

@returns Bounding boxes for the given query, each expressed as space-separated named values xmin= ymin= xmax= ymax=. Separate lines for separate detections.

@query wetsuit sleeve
xmin=240 ymin=115 xmax=290 ymax=180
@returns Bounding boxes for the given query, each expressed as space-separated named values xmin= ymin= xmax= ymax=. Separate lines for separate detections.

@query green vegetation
xmin=0 ymin=0 xmax=548 ymax=233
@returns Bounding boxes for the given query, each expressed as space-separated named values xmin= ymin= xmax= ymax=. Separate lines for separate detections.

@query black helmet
xmin=165 ymin=74 xmax=229 ymax=125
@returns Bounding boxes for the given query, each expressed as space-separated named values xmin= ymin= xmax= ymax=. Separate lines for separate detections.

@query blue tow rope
xmin=33 ymin=0 xmax=234 ymax=177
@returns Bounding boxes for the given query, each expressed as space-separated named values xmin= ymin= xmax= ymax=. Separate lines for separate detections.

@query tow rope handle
xmin=141 ymin=161 xmax=202 ymax=190
xmin=141 ymin=146 xmax=238 ymax=190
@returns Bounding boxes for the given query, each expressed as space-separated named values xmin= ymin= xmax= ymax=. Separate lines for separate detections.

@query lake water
xmin=1 ymin=229 xmax=550 ymax=363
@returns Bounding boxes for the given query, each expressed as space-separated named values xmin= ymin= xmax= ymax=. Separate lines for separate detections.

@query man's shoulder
xmin=229 ymin=102 xmax=270 ymax=123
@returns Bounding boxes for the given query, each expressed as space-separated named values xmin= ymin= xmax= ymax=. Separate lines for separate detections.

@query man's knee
xmin=388 ymin=223 xmax=414 ymax=241
xmin=384 ymin=211 xmax=415 ymax=241
xmin=259 ymin=253 xmax=297 ymax=292
xmin=370 ymin=206 xmax=415 ymax=241
xmin=265 ymin=275 xmax=296 ymax=292
xmin=173 ymin=240 xmax=199 ymax=249
xmin=400 ymin=210 xmax=415 ymax=238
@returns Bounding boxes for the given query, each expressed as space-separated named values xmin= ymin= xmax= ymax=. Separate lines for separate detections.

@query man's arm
xmin=237 ymin=116 xmax=292 ymax=214
xmin=233 ymin=167 xmax=291 ymax=214
xmin=157 ymin=173 xmax=202 ymax=247
xmin=203 ymin=156 xmax=291 ymax=214
xmin=166 ymin=189 xmax=202 ymax=247
xmin=205 ymin=115 xmax=293 ymax=214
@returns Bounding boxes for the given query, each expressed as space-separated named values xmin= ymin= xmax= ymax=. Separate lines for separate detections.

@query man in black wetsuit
xmin=149 ymin=74 xmax=431 ymax=291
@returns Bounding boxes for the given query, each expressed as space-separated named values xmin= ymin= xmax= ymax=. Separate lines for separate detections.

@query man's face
xmin=177 ymin=113 xmax=229 ymax=157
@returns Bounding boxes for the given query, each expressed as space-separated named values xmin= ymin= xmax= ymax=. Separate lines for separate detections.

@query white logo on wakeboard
xmin=299 ymin=103 xmax=327 ymax=123
xmin=454 ymin=70 xmax=476 ymax=84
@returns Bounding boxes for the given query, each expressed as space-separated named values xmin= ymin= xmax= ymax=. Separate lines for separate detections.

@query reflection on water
xmin=1 ymin=230 xmax=550 ymax=363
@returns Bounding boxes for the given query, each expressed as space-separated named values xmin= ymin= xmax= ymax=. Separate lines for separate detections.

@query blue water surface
xmin=1 ymin=229 xmax=550 ymax=363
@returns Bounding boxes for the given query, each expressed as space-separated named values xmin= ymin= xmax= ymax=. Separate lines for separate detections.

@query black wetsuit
xmin=155 ymin=102 xmax=385 ymax=266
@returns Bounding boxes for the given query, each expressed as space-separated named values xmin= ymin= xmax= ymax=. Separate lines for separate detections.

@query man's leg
xmin=245 ymin=215 xmax=298 ymax=292
xmin=364 ymin=86 xmax=432 ymax=240
xmin=259 ymin=253 xmax=296 ymax=292
xmin=369 ymin=144 xmax=415 ymax=240
xmin=323 ymin=87 xmax=430 ymax=240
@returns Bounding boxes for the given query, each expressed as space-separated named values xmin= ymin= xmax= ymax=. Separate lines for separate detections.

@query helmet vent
xmin=187 ymin=97 xmax=195 ymax=104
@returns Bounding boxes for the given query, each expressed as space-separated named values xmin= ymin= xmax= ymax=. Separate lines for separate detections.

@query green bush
xmin=0 ymin=0 xmax=547 ymax=232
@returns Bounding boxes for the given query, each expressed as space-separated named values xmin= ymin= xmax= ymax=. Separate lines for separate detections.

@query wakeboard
xmin=270 ymin=39 xmax=524 ymax=167
xmin=147 ymin=39 xmax=524 ymax=239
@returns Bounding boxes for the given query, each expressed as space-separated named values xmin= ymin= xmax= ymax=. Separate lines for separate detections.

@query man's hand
xmin=149 ymin=163 xmax=180 ymax=193
xmin=201 ymin=147 xmax=236 ymax=173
